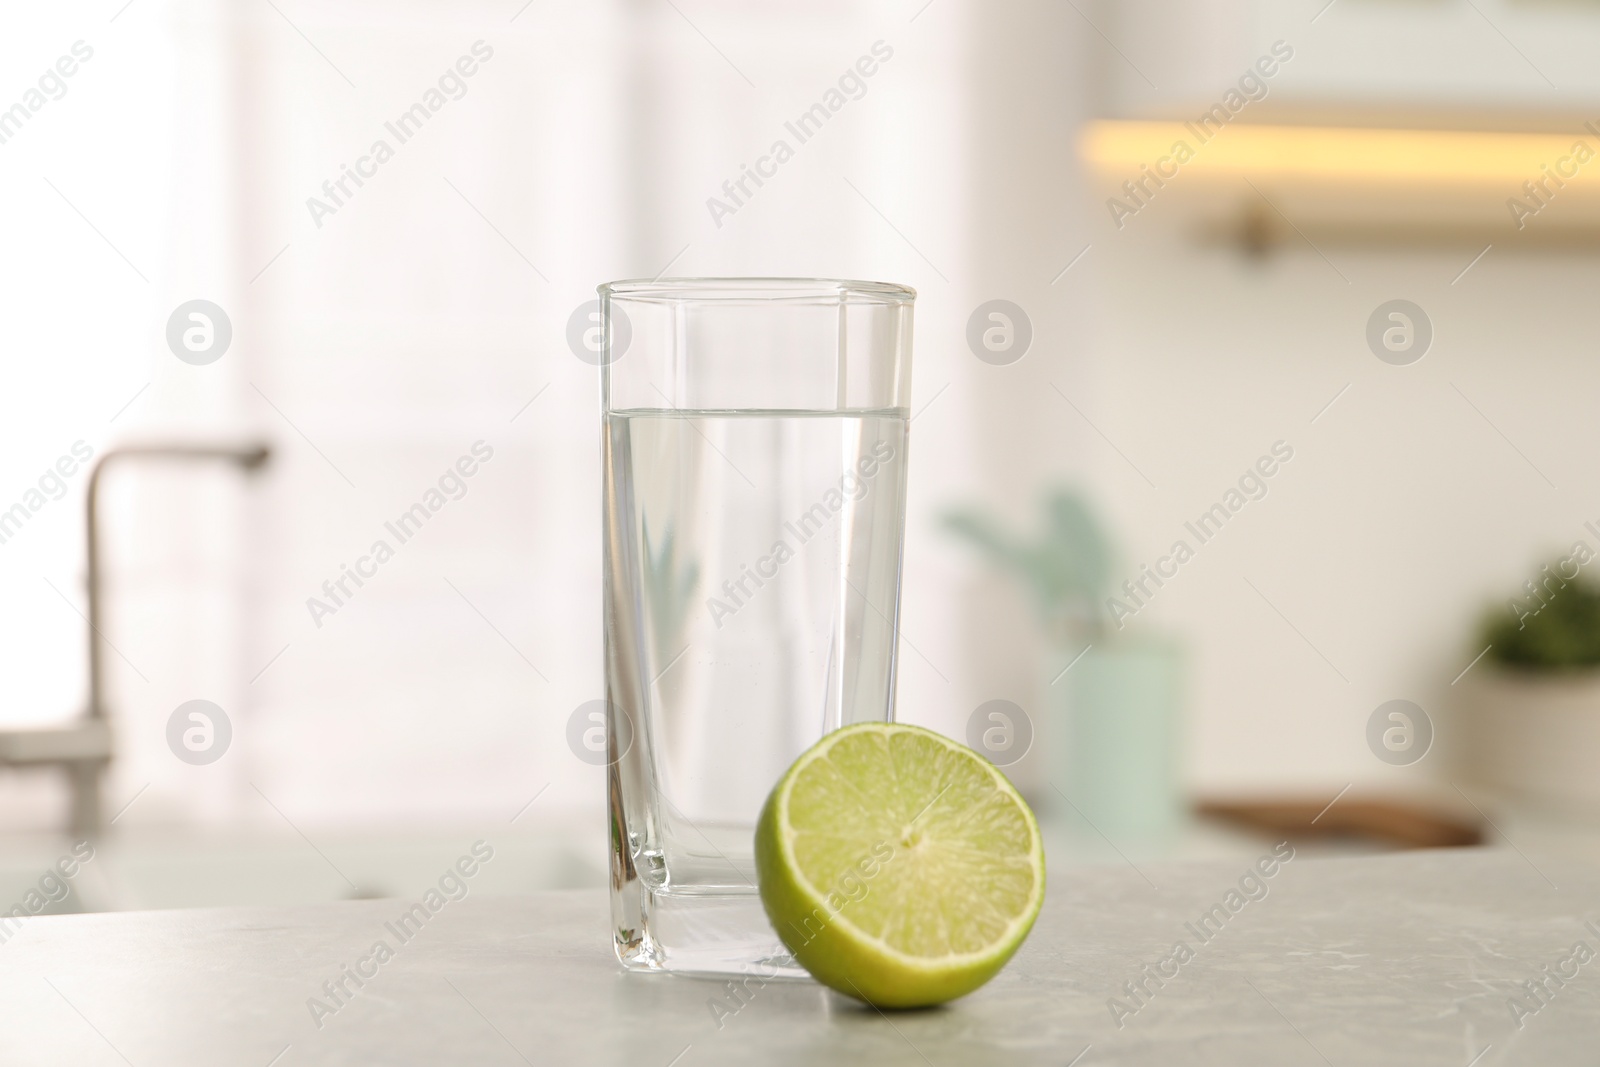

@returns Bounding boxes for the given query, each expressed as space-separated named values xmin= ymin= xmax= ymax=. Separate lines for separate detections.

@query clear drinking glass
xmin=600 ymin=278 xmax=915 ymax=976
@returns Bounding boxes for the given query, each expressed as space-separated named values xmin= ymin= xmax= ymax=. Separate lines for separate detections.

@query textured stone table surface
xmin=2 ymin=847 xmax=1597 ymax=1065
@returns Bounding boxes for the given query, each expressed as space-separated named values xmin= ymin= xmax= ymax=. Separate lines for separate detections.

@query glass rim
xmin=598 ymin=277 xmax=916 ymax=305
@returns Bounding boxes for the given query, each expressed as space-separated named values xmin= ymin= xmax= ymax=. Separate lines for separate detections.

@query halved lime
xmin=755 ymin=722 xmax=1045 ymax=1008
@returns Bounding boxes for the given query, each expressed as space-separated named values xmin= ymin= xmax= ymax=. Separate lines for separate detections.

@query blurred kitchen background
xmin=5 ymin=0 xmax=1600 ymax=912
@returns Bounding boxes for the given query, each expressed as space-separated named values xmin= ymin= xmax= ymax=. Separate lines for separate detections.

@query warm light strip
xmin=1080 ymin=120 xmax=1600 ymax=187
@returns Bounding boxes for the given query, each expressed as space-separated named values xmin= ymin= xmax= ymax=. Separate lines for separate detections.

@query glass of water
xmin=600 ymin=278 xmax=914 ymax=976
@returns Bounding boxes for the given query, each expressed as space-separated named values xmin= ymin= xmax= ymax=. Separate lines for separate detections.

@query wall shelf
xmin=1080 ymin=120 xmax=1600 ymax=246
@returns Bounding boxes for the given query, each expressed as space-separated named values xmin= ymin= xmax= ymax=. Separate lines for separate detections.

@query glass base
xmin=614 ymin=884 xmax=813 ymax=979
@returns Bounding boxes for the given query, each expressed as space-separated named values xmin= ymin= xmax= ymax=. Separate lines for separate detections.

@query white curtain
xmin=1 ymin=0 xmax=1096 ymax=831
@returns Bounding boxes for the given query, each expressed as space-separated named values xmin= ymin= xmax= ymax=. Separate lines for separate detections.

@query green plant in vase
xmin=1479 ymin=561 xmax=1600 ymax=671
xmin=941 ymin=489 xmax=1112 ymax=650
xmin=943 ymin=488 xmax=1181 ymax=839
xmin=1459 ymin=557 xmax=1600 ymax=808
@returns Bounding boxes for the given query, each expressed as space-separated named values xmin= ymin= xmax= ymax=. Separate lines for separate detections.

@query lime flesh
xmin=755 ymin=722 xmax=1045 ymax=1008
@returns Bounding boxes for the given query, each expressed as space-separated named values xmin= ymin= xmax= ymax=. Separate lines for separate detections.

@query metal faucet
xmin=0 ymin=443 xmax=270 ymax=838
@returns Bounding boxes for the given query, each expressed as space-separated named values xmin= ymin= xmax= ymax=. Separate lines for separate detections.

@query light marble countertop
xmin=1 ymin=846 xmax=1595 ymax=1066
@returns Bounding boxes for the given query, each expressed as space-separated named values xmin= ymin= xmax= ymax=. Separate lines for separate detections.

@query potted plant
xmin=1459 ymin=558 xmax=1600 ymax=807
xmin=943 ymin=490 xmax=1182 ymax=838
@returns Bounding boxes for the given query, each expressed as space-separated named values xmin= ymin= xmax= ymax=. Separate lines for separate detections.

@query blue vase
xmin=1054 ymin=637 xmax=1183 ymax=840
